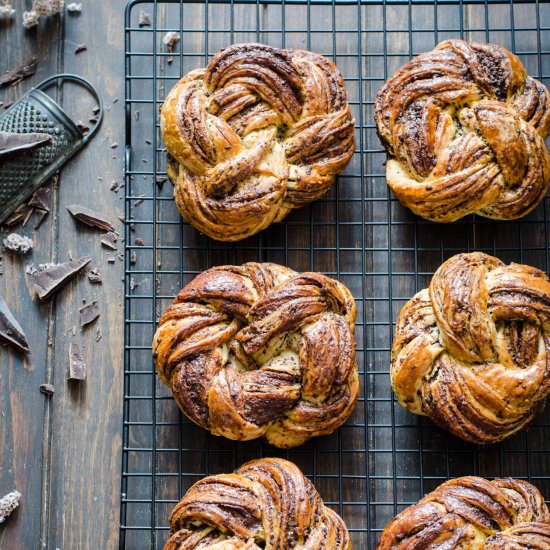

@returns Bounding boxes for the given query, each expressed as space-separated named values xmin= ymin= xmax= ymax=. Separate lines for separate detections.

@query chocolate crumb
xmin=135 ymin=238 xmax=144 ymax=246
xmin=39 ymin=383 xmax=55 ymax=396
xmin=138 ymin=10 xmax=151 ymax=27
xmin=75 ymin=43 xmax=87 ymax=54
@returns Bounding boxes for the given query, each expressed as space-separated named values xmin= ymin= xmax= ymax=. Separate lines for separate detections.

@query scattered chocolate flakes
xmin=135 ymin=238 xmax=144 ymax=246
xmin=100 ymin=231 xmax=117 ymax=250
xmin=92 ymin=106 xmax=100 ymax=116
xmin=110 ymin=180 xmax=119 ymax=192
xmin=138 ymin=10 xmax=151 ymax=27
xmin=0 ymin=131 xmax=51 ymax=161
xmin=145 ymin=139 xmax=151 ymax=145
xmin=33 ymin=209 xmax=48 ymax=229
xmin=0 ymin=296 xmax=29 ymax=354
xmin=66 ymin=204 xmax=114 ymax=231
xmin=89 ymin=115 xmax=98 ymax=124
xmin=31 ymin=256 xmax=91 ymax=301
xmin=134 ymin=110 xmax=140 ymax=121
xmin=0 ymin=56 xmax=37 ymax=87
xmin=107 ymin=258 xmax=115 ymax=263
xmin=110 ymin=142 xmax=118 ymax=149
xmin=95 ymin=327 xmax=102 ymax=342
xmin=4 ymin=204 xmax=32 ymax=227
xmin=39 ymin=383 xmax=55 ymax=396
xmin=130 ymin=251 xmax=137 ymax=264
xmin=3 ymin=233 xmax=33 ymax=254
xmin=28 ymin=187 xmax=51 ymax=212
xmin=79 ymin=300 xmax=99 ymax=327
xmin=75 ymin=43 xmax=87 ymax=54
xmin=68 ymin=342 xmax=86 ymax=381
xmin=87 ymin=268 xmax=102 ymax=284
xmin=130 ymin=277 xmax=139 ymax=290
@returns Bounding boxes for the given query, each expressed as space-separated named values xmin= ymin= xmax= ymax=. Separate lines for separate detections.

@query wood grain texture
xmin=0 ymin=1 xmax=124 ymax=548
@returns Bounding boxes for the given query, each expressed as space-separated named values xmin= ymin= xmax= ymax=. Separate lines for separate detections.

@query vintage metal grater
xmin=0 ymin=74 xmax=103 ymax=224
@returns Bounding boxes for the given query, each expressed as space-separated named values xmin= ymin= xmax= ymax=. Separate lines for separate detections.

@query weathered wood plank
xmin=0 ymin=3 xmax=62 ymax=548
xmin=44 ymin=2 xmax=125 ymax=548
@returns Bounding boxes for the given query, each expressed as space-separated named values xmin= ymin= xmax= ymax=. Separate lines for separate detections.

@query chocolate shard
xmin=0 ymin=56 xmax=37 ymax=87
xmin=0 ymin=296 xmax=29 ymax=354
xmin=0 ymin=131 xmax=51 ymax=161
xmin=68 ymin=342 xmax=86 ymax=381
xmin=4 ymin=204 xmax=33 ymax=227
xmin=33 ymin=209 xmax=48 ymax=230
xmin=28 ymin=187 xmax=51 ymax=212
xmin=79 ymin=300 xmax=99 ymax=327
xmin=31 ymin=256 xmax=91 ymax=301
xmin=39 ymin=383 xmax=55 ymax=396
xmin=138 ymin=10 xmax=151 ymax=27
xmin=100 ymin=231 xmax=117 ymax=250
xmin=66 ymin=204 xmax=114 ymax=231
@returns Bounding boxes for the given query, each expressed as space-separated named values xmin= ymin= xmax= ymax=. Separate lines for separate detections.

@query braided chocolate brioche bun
xmin=391 ymin=252 xmax=550 ymax=444
xmin=375 ymin=40 xmax=550 ymax=222
xmin=164 ymin=458 xmax=351 ymax=549
xmin=377 ymin=476 xmax=550 ymax=549
xmin=153 ymin=262 xmax=359 ymax=448
xmin=161 ymin=43 xmax=355 ymax=241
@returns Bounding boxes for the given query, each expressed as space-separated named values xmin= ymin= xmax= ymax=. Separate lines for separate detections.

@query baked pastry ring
xmin=153 ymin=262 xmax=358 ymax=448
xmin=377 ymin=476 xmax=550 ymax=549
xmin=161 ymin=43 xmax=355 ymax=241
xmin=375 ymin=39 xmax=550 ymax=222
xmin=164 ymin=458 xmax=351 ymax=549
xmin=391 ymin=252 xmax=550 ymax=444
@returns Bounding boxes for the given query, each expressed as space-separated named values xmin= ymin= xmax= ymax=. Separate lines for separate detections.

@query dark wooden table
xmin=1 ymin=1 xmax=124 ymax=547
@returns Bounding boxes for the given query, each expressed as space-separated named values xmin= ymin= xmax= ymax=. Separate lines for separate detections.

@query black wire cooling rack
xmin=121 ymin=0 xmax=550 ymax=547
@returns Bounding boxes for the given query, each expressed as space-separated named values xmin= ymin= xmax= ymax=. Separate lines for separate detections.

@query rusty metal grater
xmin=0 ymin=74 xmax=103 ymax=224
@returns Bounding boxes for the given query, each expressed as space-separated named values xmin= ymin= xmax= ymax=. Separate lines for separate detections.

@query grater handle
xmin=35 ymin=73 xmax=103 ymax=142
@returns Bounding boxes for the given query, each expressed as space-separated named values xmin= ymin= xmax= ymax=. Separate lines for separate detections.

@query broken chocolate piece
xmin=100 ymin=231 xmax=117 ymax=250
xmin=0 ymin=131 xmax=51 ymax=161
xmin=130 ymin=251 xmax=137 ymax=264
xmin=0 ymin=296 xmax=29 ymax=354
xmin=135 ymin=238 xmax=144 ymax=246
xmin=33 ymin=209 xmax=48 ymax=229
xmin=66 ymin=204 xmax=114 ymax=231
xmin=39 ymin=383 xmax=55 ymax=396
xmin=31 ymin=256 xmax=91 ymax=301
xmin=87 ymin=268 xmax=102 ymax=284
xmin=79 ymin=300 xmax=99 ymax=327
xmin=0 ymin=56 xmax=37 ymax=87
xmin=68 ymin=342 xmax=86 ymax=381
xmin=28 ymin=187 xmax=51 ymax=212
xmin=138 ymin=10 xmax=151 ymax=27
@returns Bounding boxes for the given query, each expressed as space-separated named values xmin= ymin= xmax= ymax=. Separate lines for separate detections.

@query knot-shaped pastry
xmin=377 ymin=476 xmax=550 ymax=549
xmin=164 ymin=458 xmax=351 ymax=549
xmin=153 ymin=262 xmax=358 ymax=448
xmin=375 ymin=40 xmax=550 ymax=222
xmin=161 ymin=43 xmax=355 ymax=241
xmin=391 ymin=252 xmax=550 ymax=444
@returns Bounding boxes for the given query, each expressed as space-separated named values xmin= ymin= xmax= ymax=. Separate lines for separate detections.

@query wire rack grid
xmin=121 ymin=0 xmax=550 ymax=547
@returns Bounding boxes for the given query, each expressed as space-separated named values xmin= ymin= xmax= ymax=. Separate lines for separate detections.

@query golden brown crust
xmin=164 ymin=458 xmax=351 ymax=550
xmin=377 ymin=476 xmax=550 ymax=549
xmin=161 ymin=43 xmax=355 ymax=241
xmin=391 ymin=252 xmax=550 ymax=444
xmin=153 ymin=262 xmax=358 ymax=448
xmin=374 ymin=39 xmax=550 ymax=222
